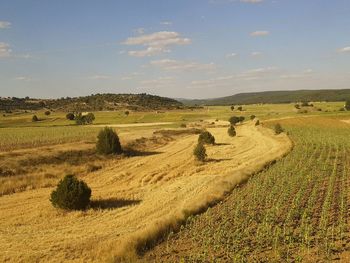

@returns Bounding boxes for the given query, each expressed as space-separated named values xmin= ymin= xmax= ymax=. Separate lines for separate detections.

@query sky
xmin=0 ymin=0 xmax=350 ymax=99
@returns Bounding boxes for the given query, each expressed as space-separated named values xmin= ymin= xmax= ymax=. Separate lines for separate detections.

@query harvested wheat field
xmin=0 ymin=122 xmax=291 ymax=262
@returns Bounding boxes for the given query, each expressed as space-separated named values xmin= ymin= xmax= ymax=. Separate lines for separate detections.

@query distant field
xmin=0 ymin=102 xmax=347 ymax=151
xmin=145 ymin=116 xmax=350 ymax=262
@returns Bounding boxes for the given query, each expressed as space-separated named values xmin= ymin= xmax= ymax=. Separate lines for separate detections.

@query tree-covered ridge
xmin=180 ymin=89 xmax=350 ymax=106
xmin=0 ymin=93 xmax=183 ymax=111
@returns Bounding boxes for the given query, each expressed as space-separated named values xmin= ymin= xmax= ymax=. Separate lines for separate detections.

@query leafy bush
xmin=255 ymin=120 xmax=260 ymax=126
xmin=237 ymin=106 xmax=243 ymax=111
xmin=227 ymin=125 xmax=236 ymax=137
xmin=96 ymin=127 xmax=122 ymax=155
xmin=229 ymin=116 xmax=240 ymax=126
xmin=250 ymin=115 xmax=256 ymax=120
xmin=66 ymin=113 xmax=75 ymax=120
xmin=193 ymin=143 xmax=207 ymax=162
xmin=32 ymin=115 xmax=39 ymax=122
xmin=198 ymin=131 xmax=215 ymax=145
xmin=45 ymin=111 xmax=51 ymax=115
xmin=345 ymin=100 xmax=350 ymax=111
xmin=75 ymin=112 xmax=95 ymax=125
xmin=274 ymin=123 xmax=284 ymax=134
xmin=124 ymin=111 xmax=129 ymax=116
xmin=50 ymin=175 xmax=91 ymax=210
xmin=230 ymin=105 xmax=234 ymax=111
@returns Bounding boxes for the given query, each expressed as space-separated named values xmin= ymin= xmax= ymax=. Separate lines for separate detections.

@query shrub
xmin=294 ymin=104 xmax=300 ymax=109
xmin=198 ymin=131 xmax=215 ymax=145
xmin=274 ymin=123 xmax=284 ymax=134
xmin=237 ymin=106 xmax=243 ymax=111
xmin=45 ymin=111 xmax=51 ymax=116
xmin=230 ymin=105 xmax=234 ymax=111
xmin=239 ymin=116 xmax=245 ymax=123
xmin=96 ymin=127 xmax=122 ymax=155
xmin=255 ymin=120 xmax=260 ymax=126
xmin=250 ymin=115 xmax=256 ymax=120
xmin=229 ymin=116 xmax=240 ymax=126
xmin=75 ymin=113 xmax=95 ymax=125
xmin=66 ymin=113 xmax=75 ymax=120
xmin=87 ymin=164 xmax=102 ymax=173
xmin=339 ymin=107 xmax=345 ymax=111
xmin=227 ymin=125 xmax=236 ymax=137
xmin=50 ymin=175 xmax=91 ymax=210
xmin=193 ymin=143 xmax=207 ymax=162
xmin=124 ymin=111 xmax=129 ymax=116
xmin=345 ymin=100 xmax=350 ymax=111
xmin=85 ymin=113 xmax=95 ymax=124
xmin=32 ymin=115 xmax=39 ymax=122
xmin=180 ymin=123 xmax=187 ymax=128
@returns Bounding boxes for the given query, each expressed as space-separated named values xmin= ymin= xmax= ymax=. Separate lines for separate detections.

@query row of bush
xmin=51 ymin=119 xmax=284 ymax=211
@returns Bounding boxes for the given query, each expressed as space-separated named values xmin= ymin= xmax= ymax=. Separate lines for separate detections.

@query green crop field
xmin=146 ymin=116 xmax=350 ymax=262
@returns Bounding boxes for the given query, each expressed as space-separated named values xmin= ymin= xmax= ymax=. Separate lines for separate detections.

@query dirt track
xmin=0 ymin=123 xmax=292 ymax=262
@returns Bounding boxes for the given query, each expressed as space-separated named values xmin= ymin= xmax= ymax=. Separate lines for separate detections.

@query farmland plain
xmin=0 ymin=102 xmax=349 ymax=262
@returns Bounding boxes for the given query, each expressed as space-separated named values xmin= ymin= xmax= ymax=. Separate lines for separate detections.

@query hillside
xmin=180 ymin=89 xmax=350 ymax=106
xmin=0 ymin=93 xmax=183 ymax=112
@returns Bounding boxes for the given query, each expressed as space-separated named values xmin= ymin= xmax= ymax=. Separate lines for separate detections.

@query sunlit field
xmin=145 ymin=116 xmax=350 ymax=262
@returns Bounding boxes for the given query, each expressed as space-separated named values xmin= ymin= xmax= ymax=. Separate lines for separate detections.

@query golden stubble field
xmin=0 ymin=121 xmax=292 ymax=262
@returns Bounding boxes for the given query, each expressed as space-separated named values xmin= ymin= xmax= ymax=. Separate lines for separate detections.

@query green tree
xmin=274 ymin=123 xmax=284 ymax=135
xmin=50 ymin=175 xmax=91 ymax=210
xmin=227 ymin=125 xmax=236 ymax=137
xmin=32 ymin=115 xmax=39 ymax=122
xmin=66 ymin=113 xmax=75 ymax=120
xmin=85 ymin=113 xmax=95 ymax=124
xmin=345 ymin=100 xmax=350 ymax=111
xmin=198 ymin=131 xmax=215 ymax=145
xmin=96 ymin=127 xmax=122 ymax=155
xmin=193 ymin=143 xmax=207 ymax=162
xmin=229 ymin=116 xmax=240 ymax=126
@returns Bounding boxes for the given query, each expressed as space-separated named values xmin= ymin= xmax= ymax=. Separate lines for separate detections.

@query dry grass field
xmin=0 ymin=119 xmax=291 ymax=262
xmin=1 ymin=104 xmax=349 ymax=262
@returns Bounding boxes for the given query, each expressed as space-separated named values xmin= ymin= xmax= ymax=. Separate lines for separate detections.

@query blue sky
xmin=0 ymin=0 xmax=349 ymax=99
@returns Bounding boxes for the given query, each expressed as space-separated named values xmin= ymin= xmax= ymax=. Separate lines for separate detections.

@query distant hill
xmin=180 ymin=89 xmax=350 ymax=106
xmin=0 ymin=93 xmax=183 ymax=112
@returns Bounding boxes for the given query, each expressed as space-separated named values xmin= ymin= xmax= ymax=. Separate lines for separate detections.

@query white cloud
xmin=138 ymin=77 xmax=175 ymax=90
xmin=251 ymin=51 xmax=263 ymax=57
xmin=0 ymin=42 xmax=12 ymax=58
xmin=279 ymin=69 xmax=314 ymax=79
xmin=338 ymin=46 xmax=350 ymax=53
xmin=128 ymin=46 xmax=168 ymax=57
xmin=123 ymin=31 xmax=191 ymax=57
xmin=150 ymin=59 xmax=216 ymax=71
xmin=160 ymin=21 xmax=172 ymax=26
xmin=250 ymin=30 xmax=270 ymax=37
xmin=89 ymin=75 xmax=111 ymax=80
xmin=226 ymin=52 xmax=237 ymax=58
xmin=0 ymin=21 xmax=11 ymax=29
xmin=15 ymin=76 xmax=32 ymax=81
xmin=188 ymin=67 xmax=279 ymax=89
